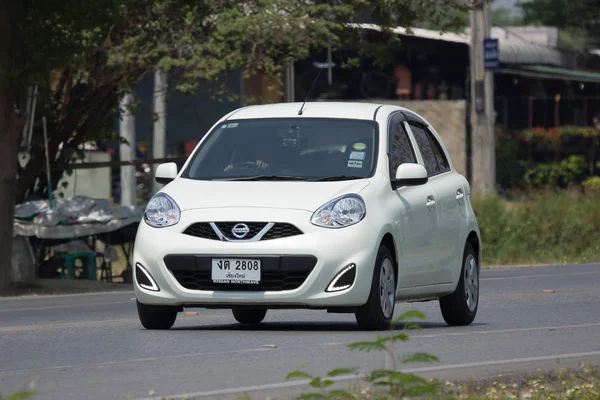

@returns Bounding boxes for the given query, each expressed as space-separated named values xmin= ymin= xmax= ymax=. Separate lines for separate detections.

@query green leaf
xmin=309 ymin=377 xmax=335 ymax=389
xmin=392 ymin=310 xmax=426 ymax=323
xmin=390 ymin=333 xmax=409 ymax=342
xmin=297 ymin=393 xmax=327 ymax=400
xmin=327 ymin=367 xmax=358 ymax=377
xmin=285 ymin=370 xmax=312 ymax=381
xmin=5 ymin=390 xmax=37 ymax=400
xmin=400 ymin=352 xmax=439 ymax=364
xmin=347 ymin=340 xmax=387 ymax=352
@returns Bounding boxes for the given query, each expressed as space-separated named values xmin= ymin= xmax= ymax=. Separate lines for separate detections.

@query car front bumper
xmin=133 ymin=207 xmax=379 ymax=308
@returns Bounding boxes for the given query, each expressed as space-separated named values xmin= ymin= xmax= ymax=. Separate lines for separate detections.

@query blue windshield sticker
xmin=348 ymin=160 xmax=363 ymax=168
xmin=349 ymin=151 xmax=366 ymax=160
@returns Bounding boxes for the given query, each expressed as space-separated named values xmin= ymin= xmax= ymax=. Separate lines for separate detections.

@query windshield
xmin=182 ymin=118 xmax=378 ymax=181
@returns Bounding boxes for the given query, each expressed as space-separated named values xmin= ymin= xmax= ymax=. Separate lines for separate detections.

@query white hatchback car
xmin=133 ymin=102 xmax=481 ymax=331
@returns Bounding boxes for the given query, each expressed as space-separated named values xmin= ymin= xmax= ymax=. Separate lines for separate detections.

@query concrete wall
xmin=362 ymin=99 xmax=468 ymax=177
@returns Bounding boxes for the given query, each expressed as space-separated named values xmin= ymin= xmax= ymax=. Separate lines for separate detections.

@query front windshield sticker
xmin=226 ymin=123 xmax=239 ymax=128
xmin=353 ymin=143 xmax=367 ymax=151
xmin=349 ymin=151 xmax=366 ymax=160
xmin=348 ymin=160 xmax=363 ymax=168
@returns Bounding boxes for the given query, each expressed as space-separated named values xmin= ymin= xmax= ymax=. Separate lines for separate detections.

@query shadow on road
xmin=170 ymin=320 xmax=476 ymax=332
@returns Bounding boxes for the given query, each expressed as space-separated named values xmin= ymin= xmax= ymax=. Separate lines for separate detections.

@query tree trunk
xmin=0 ymin=95 xmax=23 ymax=292
xmin=0 ymin=0 xmax=25 ymax=292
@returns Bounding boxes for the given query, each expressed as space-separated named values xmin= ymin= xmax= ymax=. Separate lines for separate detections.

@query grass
xmin=472 ymin=190 xmax=600 ymax=267
xmin=436 ymin=365 xmax=600 ymax=400
xmin=343 ymin=364 xmax=600 ymax=400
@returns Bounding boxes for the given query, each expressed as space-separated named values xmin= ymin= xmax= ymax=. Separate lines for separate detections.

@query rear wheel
xmin=136 ymin=301 xmax=178 ymax=330
xmin=439 ymin=243 xmax=479 ymax=326
xmin=355 ymin=245 xmax=396 ymax=331
xmin=232 ymin=308 xmax=267 ymax=324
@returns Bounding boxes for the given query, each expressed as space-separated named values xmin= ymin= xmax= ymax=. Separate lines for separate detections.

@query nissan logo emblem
xmin=231 ymin=223 xmax=250 ymax=239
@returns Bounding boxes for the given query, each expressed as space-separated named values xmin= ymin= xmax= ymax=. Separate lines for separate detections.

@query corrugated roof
xmin=496 ymin=65 xmax=600 ymax=83
xmin=348 ymin=23 xmax=578 ymax=68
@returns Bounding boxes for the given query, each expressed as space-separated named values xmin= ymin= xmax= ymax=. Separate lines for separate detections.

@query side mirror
xmin=391 ymin=163 xmax=428 ymax=190
xmin=155 ymin=162 xmax=178 ymax=185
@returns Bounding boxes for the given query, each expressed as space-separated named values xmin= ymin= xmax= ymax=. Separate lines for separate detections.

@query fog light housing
xmin=326 ymin=264 xmax=356 ymax=292
xmin=135 ymin=263 xmax=160 ymax=292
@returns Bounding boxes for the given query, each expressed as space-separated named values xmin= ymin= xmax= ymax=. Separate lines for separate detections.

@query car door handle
xmin=456 ymin=189 xmax=464 ymax=201
xmin=426 ymin=196 xmax=436 ymax=208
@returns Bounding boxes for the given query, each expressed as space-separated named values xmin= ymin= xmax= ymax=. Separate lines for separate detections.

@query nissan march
xmin=133 ymin=102 xmax=481 ymax=331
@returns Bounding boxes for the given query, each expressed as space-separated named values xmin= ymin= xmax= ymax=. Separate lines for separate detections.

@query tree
xmin=520 ymin=0 xmax=600 ymax=48
xmin=0 ymin=0 xmax=468 ymax=292
xmin=492 ymin=7 xmax=524 ymax=26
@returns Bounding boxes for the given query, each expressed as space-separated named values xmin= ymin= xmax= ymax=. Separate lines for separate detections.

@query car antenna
xmin=298 ymin=66 xmax=325 ymax=116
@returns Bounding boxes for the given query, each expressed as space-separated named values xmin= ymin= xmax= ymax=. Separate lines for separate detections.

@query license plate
xmin=211 ymin=259 xmax=261 ymax=284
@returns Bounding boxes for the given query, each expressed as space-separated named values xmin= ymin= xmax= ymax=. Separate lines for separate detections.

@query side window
xmin=389 ymin=121 xmax=416 ymax=178
xmin=409 ymin=123 xmax=440 ymax=176
xmin=426 ymin=128 xmax=451 ymax=173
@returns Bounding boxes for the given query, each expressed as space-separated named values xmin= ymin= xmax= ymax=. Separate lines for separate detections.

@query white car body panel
xmin=133 ymin=101 xmax=481 ymax=313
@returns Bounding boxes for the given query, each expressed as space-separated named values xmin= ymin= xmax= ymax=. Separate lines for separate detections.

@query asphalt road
xmin=2 ymin=263 xmax=600 ymax=400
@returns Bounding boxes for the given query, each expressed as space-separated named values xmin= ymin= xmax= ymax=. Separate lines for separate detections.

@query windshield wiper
xmin=314 ymin=175 xmax=364 ymax=182
xmin=217 ymin=175 xmax=313 ymax=181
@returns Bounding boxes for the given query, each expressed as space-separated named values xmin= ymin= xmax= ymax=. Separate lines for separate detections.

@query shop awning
xmin=495 ymin=65 xmax=600 ymax=83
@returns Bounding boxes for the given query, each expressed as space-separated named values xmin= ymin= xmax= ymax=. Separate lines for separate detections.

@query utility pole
xmin=119 ymin=92 xmax=136 ymax=206
xmin=469 ymin=0 xmax=496 ymax=196
xmin=152 ymin=69 xmax=168 ymax=194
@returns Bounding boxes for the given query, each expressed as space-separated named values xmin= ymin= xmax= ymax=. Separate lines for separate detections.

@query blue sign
xmin=484 ymin=38 xmax=499 ymax=70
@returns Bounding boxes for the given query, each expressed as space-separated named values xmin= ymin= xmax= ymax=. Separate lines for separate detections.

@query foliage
xmin=472 ymin=191 xmax=600 ymax=266
xmin=285 ymin=310 xmax=441 ymax=400
xmin=522 ymin=155 xmax=587 ymax=188
xmin=0 ymin=388 xmax=36 ymax=400
xmin=491 ymin=7 xmax=524 ymax=26
xmin=4 ymin=0 xmax=471 ymax=203
xmin=496 ymin=125 xmax=599 ymax=190
xmin=582 ymin=176 xmax=600 ymax=192
xmin=520 ymin=0 xmax=600 ymax=48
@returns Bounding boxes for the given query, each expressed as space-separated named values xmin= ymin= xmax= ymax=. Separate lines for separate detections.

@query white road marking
xmin=481 ymin=270 xmax=600 ymax=281
xmin=133 ymin=350 xmax=600 ymax=400
xmin=0 ymin=300 xmax=130 ymax=313
xmin=3 ymin=321 xmax=599 ymax=375
xmin=0 ymin=290 xmax=134 ymax=302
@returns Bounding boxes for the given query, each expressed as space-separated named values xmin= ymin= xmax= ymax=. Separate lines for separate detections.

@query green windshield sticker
xmin=353 ymin=142 xmax=367 ymax=151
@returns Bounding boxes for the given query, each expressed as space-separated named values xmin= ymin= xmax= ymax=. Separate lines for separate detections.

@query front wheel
xmin=232 ymin=308 xmax=267 ymax=324
xmin=439 ymin=243 xmax=479 ymax=326
xmin=355 ymin=245 xmax=396 ymax=331
xmin=136 ymin=301 xmax=178 ymax=330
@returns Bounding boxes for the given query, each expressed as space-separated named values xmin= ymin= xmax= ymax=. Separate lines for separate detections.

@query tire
xmin=439 ymin=243 xmax=479 ymax=326
xmin=232 ymin=308 xmax=267 ymax=324
xmin=136 ymin=301 xmax=178 ymax=330
xmin=355 ymin=245 xmax=396 ymax=331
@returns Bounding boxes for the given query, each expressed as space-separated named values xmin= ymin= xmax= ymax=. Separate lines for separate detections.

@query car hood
xmin=161 ymin=178 xmax=371 ymax=212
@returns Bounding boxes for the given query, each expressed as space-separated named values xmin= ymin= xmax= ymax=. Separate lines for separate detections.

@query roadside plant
xmin=0 ymin=389 xmax=36 ymax=400
xmin=285 ymin=310 xmax=442 ymax=400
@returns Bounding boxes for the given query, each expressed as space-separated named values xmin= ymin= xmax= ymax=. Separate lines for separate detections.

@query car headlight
xmin=311 ymin=194 xmax=366 ymax=228
xmin=143 ymin=193 xmax=181 ymax=228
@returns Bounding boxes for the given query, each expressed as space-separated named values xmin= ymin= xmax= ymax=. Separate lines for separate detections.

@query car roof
xmin=225 ymin=102 xmax=407 ymax=121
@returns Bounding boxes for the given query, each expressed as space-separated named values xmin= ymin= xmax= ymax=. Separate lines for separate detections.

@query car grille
xmin=182 ymin=222 xmax=303 ymax=241
xmin=164 ymin=255 xmax=317 ymax=291
xmin=214 ymin=222 xmax=267 ymax=240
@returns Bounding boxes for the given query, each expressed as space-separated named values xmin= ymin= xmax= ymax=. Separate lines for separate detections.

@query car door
xmin=387 ymin=113 xmax=440 ymax=289
xmin=406 ymin=121 xmax=461 ymax=285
